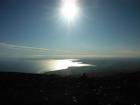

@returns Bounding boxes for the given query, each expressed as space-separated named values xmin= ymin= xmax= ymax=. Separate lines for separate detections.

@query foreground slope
xmin=0 ymin=71 xmax=140 ymax=105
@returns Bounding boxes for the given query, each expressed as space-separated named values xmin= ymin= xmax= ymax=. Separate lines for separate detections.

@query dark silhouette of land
xmin=0 ymin=71 xmax=140 ymax=105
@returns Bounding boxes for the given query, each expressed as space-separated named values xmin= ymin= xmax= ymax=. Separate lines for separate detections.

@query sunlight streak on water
xmin=40 ymin=59 xmax=94 ymax=73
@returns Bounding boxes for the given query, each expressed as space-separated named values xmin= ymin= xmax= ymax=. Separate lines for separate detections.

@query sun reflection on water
xmin=41 ymin=59 xmax=94 ymax=72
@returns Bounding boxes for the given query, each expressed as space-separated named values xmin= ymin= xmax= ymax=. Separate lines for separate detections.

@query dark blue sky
xmin=0 ymin=0 xmax=140 ymax=58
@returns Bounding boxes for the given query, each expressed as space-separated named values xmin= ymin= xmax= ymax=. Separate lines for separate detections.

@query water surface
xmin=0 ymin=58 xmax=140 ymax=76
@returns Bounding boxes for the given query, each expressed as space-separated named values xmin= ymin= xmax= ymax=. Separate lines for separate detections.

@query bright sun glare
xmin=43 ymin=59 xmax=93 ymax=71
xmin=61 ymin=0 xmax=79 ymax=22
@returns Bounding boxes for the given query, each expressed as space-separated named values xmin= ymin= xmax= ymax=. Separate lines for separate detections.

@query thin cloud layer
xmin=0 ymin=42 xmax=95 ymax=54
xmin=0 ymin=42 xmax=140 ymax=58
xmin=0 ymin=42 xmax=48 ymax=51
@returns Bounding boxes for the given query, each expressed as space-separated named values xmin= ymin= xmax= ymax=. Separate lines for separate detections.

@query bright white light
xmin=61 ymin=0 xmax=79 ymax=22
xmin=42 ymin=59 xmax=93 ymax=71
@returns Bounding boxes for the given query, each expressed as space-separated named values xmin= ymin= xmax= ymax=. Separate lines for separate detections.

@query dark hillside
xmin=0 ymin=71 xmax=140 ymax=105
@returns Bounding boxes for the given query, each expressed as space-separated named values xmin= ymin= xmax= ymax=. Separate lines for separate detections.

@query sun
xmin=61 ymin=0 xmax=79 ymax=23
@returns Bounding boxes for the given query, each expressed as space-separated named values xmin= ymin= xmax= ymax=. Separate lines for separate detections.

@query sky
xmin=0 ymin=0 xmax=140 ymax=58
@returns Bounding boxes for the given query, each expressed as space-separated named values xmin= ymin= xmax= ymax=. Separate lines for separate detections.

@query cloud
xmin=0 ymin=42 xmax=95 ymax=54
xmin=1 ymin=42 xmax=140 ymax=58
xmin=0 ymin=42 xmax=48 ymax=51
xmin=0 ymin=42 xmax=83 ymax=58
xmin=0 ymin=42 xmax=99 ymax=58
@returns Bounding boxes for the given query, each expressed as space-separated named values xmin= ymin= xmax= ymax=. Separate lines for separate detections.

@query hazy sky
xmin=0 ymin=0 xmax=140 ymax=58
